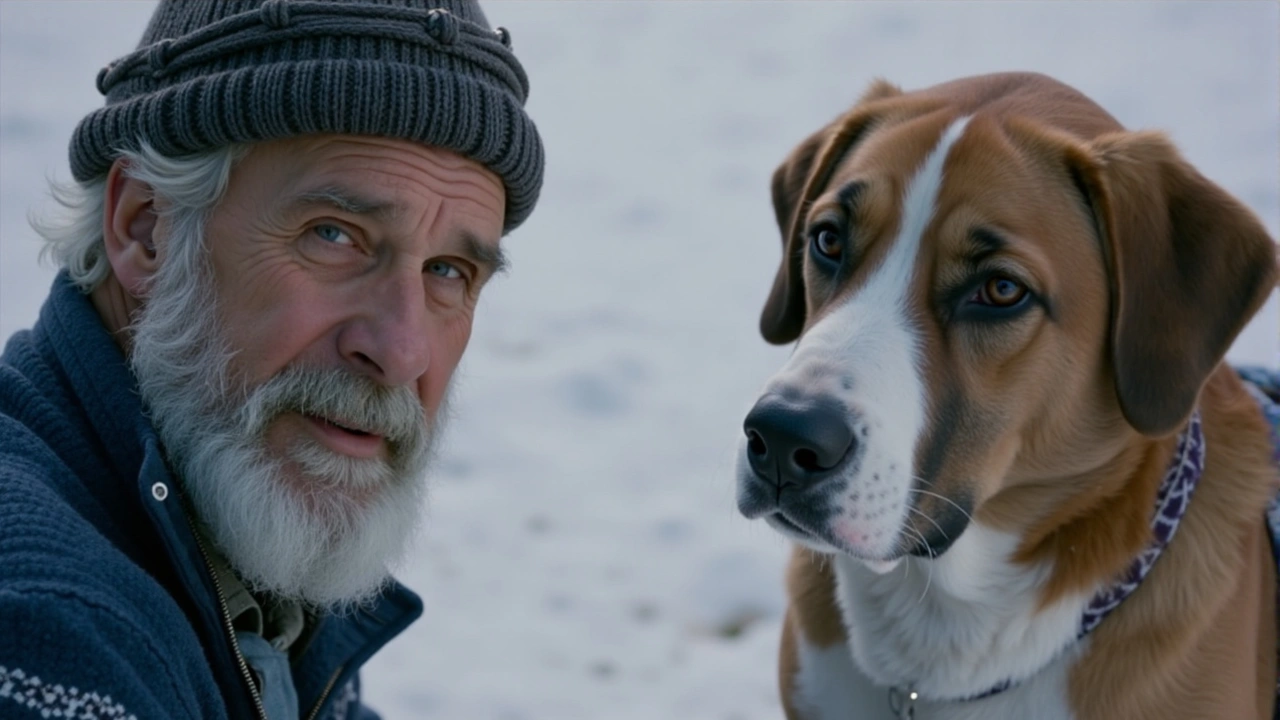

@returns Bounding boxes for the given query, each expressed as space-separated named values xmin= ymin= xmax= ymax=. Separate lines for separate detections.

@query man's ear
xmin=102 ymin=158 xmax=160 ymax=299
xmin=760 ymin=79 xmax=902 ymax=345
xmin=1069 ymin=131 xmax=1279 ymax=435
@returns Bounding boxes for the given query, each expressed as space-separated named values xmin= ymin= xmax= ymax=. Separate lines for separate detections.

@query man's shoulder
xmin=0 ymin=576 xmax=223 ymax=720
xmin=0 ymin=409 xmax=172 ymax=636
xmin=0 ymin=326 xmax=65 ymax=440
xmin=0 ymin=361 xmax=111 ymax=575
xmin=0 ymin=332 xmax=214 ymax=716
xmin=0 ymin=315 xmax=146 ymax=568
xmin=0 ymin=322 xmax=101 ymax=485
xmin=0 ymin=415 xmax=224 ymax=719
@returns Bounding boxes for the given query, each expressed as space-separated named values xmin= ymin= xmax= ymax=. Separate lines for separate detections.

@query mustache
xmin=237 ymin=365 xmax=429 ymax=451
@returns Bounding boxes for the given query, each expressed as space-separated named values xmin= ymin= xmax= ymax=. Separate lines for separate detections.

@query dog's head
xmin=737 ymin=72 xmax=1278 ymax=567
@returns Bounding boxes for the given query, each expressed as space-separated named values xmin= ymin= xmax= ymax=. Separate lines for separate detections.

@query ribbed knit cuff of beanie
xmin=70 ymin=0 xmax=545 ymax=233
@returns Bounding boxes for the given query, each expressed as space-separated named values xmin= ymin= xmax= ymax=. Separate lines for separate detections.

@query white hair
xmin=35 ymin=139 xmax=442 ymax=610
xmin=33 ymin=142 xmax=246 ymax=292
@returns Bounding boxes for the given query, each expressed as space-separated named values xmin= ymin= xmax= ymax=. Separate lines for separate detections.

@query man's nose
xmin=339 ymin=273 xmax=431 ymax=386
xmin=743 ymin=393 xmax=857 ymax=487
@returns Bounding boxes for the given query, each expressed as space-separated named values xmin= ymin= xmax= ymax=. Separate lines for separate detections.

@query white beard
xmin=129 ymin=231 xmax=445 ymax=612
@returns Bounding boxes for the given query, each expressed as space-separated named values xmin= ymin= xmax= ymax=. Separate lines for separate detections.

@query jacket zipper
xmin=304 ymin=665 xmax=345 ymax=720
xmin=186 ymin=518 xmax=270 ymax=720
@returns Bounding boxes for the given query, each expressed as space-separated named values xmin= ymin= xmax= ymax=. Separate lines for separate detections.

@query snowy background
xmin=2 ymin=1 xmax=1278 ymax=718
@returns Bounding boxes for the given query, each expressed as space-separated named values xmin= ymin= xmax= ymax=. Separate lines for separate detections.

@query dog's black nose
xmin=743 ymin=394 xmax=856 ymax=486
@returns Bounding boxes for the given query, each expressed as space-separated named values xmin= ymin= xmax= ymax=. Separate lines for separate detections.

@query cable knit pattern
xmin=0 ymin=273 xmax=422 ymax=719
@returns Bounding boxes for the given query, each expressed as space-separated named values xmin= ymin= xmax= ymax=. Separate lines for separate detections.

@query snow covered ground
xmin=2 ymin=2 xmax=1277 ymax=718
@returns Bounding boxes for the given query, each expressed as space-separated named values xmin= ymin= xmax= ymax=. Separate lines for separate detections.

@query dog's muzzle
xmin=737 ymin=390 xmax=863 ymax=533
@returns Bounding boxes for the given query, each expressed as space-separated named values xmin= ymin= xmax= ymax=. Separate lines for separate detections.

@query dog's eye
xmin=810 ymin=226 xmax=843 ymax=262
xmin=974 ymin=276 xmax=1028 ymax=307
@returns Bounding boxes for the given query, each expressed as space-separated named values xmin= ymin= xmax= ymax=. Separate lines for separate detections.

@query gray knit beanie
xmin=70 ymin=0 xmax=544 ymax=232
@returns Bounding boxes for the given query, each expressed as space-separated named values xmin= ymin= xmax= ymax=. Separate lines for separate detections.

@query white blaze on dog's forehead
xmin=769 ymin=116 xmax=973 ymax=560
xmin=786 ymin=114 xmax=974 ymax=379
xmin=865 ymin=115 xmax=973 ymax=318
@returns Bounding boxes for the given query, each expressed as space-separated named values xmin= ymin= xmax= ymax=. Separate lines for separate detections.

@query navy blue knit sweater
xmin=0 ymin=273 xmax=423 ymax=720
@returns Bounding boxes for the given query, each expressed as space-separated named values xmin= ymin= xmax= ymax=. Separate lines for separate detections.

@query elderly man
xmin=0 ymin=1 xmax=542 ymax=718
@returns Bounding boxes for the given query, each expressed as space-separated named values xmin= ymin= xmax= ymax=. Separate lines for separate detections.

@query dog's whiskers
xmin=905 ymin=503 xmax=949 ymax=541
xmin=908 ymin=484 xmax=974 ymax=524
xmin=804 ymin=549 xmax=833 ymax=577
xmin=896 ymin=522 xmax=934 ymax=605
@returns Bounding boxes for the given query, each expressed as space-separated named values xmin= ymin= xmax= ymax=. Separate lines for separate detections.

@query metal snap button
xmin=151 ymin=482 xmax=169 ymax=502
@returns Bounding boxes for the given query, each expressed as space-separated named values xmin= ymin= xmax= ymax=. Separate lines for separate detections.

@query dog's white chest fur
xmin=790 ymin=524 xmax=1089 ymax=719
xmin=790 ymin=637 xmax=1081 ymax=720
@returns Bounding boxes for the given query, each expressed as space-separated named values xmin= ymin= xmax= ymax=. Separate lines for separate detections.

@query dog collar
xmin=890 ymin=412 xmax=1205 ymax=718
xmin=1078 ymin=410 xmax=1205 ymax=638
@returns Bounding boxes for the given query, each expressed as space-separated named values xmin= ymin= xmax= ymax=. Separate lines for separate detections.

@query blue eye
xmin=427 ymin=261 xmax=462 ymax=280
xmin=314 ymin=224 xmax=353 ymax=246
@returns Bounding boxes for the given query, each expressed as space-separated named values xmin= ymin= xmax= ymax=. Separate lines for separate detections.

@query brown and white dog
xmin=735 ymin=72 xmax=1280 ymax=720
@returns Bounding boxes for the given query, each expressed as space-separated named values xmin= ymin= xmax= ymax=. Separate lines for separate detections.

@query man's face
xmin=130 ymin=135 xmax=506 ymax=609
xmin=206 ymin=134 xmax=506 ymax=469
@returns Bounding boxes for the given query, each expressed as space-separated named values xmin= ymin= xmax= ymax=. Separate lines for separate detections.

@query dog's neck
xmin=830 ymin=415 xmax=1205 ymax=705
xmin=1078 ymin=413 xmax=1204 ymax=637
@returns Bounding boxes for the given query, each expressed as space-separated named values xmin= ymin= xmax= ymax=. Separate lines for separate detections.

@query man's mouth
xmin=323 ymin=417 xmax=371 ymax=435
xmin=303 ymin=413 xmax=386 ymax=458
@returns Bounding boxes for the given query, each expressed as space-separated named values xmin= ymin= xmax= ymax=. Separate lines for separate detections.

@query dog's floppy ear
xmin=761 ymin=80 xmax=902 ymax=345
xmin=1070 ymin=131 xmax=1278 ymax=435
xmin=761 ymin=124 xmax=832 ymax=344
